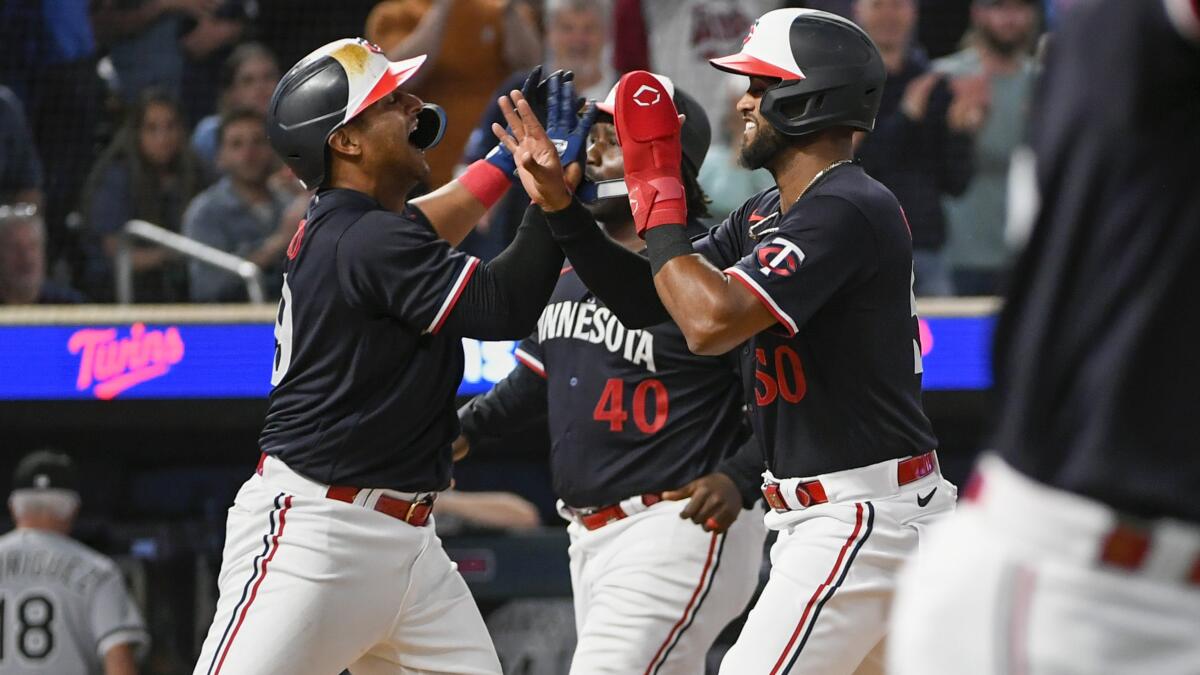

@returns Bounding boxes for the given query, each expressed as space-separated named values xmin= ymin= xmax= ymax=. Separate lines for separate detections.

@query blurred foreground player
xmin=193 ymin=39 xmax=597 ymax=675
xmin=0 ymin=451 xmax=148 ymax=675
xmin=890 ymin=1 xmax=1200 ymax=673
xmin=458 ymin=76 xmax=767 ymax=675
xmin=537 ymin=10 xmax=957 ymax=673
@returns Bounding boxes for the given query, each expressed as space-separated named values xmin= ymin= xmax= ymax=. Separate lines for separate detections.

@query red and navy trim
xmin=428 ymin=257 xmax=480 ymax=335
xmin=644 ymin=532 xmax=726 ymax=674
xmin=207 ymin=493 xmax=293 ymax=675
xmin=771 ymin=502 xmax=874 ymax=674
xmin=514 ymin=347 xmax=546 ymax=379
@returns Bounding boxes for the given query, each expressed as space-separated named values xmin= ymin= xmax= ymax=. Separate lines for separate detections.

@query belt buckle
xmin=405 ymin=494 xmax=436 ymax=523
xmin=762 ymin=483 xmax=789 ymax=511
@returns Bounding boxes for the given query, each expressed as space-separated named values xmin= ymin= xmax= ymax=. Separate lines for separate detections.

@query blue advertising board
xmin=0 ymin=316 xmax=992 ymax=400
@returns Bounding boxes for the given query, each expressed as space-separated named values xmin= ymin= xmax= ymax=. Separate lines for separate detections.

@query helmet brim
xmin=709 ymin=53 xmax=804 ymax=81
xmin=346 ymin=54 xmax=427 ymax=121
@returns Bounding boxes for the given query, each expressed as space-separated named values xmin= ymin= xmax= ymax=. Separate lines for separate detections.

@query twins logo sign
xmin=757 ymin=237 xmax=805 ymax=276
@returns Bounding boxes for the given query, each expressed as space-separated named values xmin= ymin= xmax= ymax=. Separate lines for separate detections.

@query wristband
xmin=457 ymin=160 xmax=511 ymax=208
xmin=645 ymin=224 xmax=695 ymax=275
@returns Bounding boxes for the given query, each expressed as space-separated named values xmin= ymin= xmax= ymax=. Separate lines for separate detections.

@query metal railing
xmin=115 ymin=219 xmax=267 ymax=304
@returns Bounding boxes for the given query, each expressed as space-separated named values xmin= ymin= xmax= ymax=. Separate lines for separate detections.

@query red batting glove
xmin=612 ymin=71 xmax=686 ymax=238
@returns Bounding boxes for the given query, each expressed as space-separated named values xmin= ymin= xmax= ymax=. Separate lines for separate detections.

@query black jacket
xmin=856 ymin=48 xmax=974 ymax=250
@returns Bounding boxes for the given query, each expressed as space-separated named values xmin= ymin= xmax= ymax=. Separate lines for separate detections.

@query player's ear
xmin=328 ymin=125 xmax=363 ymax=159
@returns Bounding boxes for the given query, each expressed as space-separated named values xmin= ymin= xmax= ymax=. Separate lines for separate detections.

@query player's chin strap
xmin=409 ymin=104 xmax=447 ymax=150
xmin=576 ymin=178 xmax=628 ymax=204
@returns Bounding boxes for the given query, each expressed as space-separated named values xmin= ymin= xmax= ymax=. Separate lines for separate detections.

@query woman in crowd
xmin=83 ymin=90 xmax=205 ymax=302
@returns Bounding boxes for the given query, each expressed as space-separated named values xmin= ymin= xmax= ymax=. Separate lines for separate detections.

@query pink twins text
xmin=68 ymin=323 xmax=185 ymax=399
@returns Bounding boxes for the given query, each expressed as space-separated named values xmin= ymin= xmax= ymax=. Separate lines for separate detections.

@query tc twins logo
xmin=68 ymin=323 xmax=185 ymax=399
xmin=757 ymin=237 xmax=805 ymax=276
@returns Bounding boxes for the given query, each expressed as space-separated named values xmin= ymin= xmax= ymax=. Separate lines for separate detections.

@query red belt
xmin=257 ymin=453 xmax=436 ymax=527
xmin=965 ymin=472 xmax=1200 ymax=586
xmin=574 ymin=494 xmax=664 ymax=531
xmin=762 ymin=450 xmax=938 ymax=510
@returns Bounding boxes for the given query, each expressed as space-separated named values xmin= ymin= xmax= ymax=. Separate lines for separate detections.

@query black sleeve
xmin=440 ymin=206 xmax=564 ymax=339
xmin=458 ymin=360 xmax=548 ymax=446
xmin=542 ymin=198 xmax=672 ymax=329
xmin=928 ymin=80 xmax=974 ymax=197
xmin=718 ymin=434 xmax=766 ymax=508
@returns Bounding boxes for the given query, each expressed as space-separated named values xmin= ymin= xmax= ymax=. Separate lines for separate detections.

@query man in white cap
xmin=1 ymin=451 xmax=149 ymax=675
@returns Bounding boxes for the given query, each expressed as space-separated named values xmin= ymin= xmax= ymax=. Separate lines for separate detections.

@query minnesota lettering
xmin=537 ymin=300 xmax=656 ymax=372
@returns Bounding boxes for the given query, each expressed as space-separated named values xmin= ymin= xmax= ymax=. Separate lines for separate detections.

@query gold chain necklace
xmin=790 ymin=159 xmax=854 ymax=211
xmin=749 ymin=159 xmax=854 ymax=240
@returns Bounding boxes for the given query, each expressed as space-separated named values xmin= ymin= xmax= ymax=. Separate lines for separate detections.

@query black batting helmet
xmin=710 ymin=9 xmax=885 ymax=138
xmin=266 ymin=38 xmax=447 ymax=189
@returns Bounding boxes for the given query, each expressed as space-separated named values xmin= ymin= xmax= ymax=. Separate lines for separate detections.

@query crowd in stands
xmin=0 ymin=0 xmax=1042 ymax=306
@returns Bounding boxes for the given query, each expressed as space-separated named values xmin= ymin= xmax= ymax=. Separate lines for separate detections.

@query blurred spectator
xmin=0 ymin=85 xmax=43 ymax=206
xmin=0 ymin=204 xmax=86 ymax=305
xmin=541 ymin=0 xmax=614 ymax=100
xmin=366 ymin=0 xmax=543 ymax=188
xmin=82 ymin=91 xmax=205 ymax=303
xmin=853 ymin=0 xmax=987 ymax=296
xmin=191 ymin=42 xmax=282 ymax=177
xmin=1 ymin=451 xmax=149 ymax=675
xmin=179 ymin=1 xmax=259 ymax=125
xmin=457 ymin=0 xmax=614 ymax=259
xmin=1 ymin=0 xmax=104 ymax=270
xmin=611 ymin=0 xmax=778 ymax=124
xmin=697 ymin=75 xmax=776 ymax=219
xmin=182 ymin=110 xmax=295 ymax=302
xmin=933 ymin=0 xmax=1037 ymax=296
xmin=91 ymin=0 xmax=244 ymax=106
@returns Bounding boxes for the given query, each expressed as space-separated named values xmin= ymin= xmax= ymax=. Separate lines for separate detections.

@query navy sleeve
xmin=336 ymin=207 xmax=479 ymax=334
xmin=514 ymin=332 xmax=545 ymax=379
xmin=726 ymin=196 xmax=875 ymax=336
xmin=457 ymin=356 xmax=549 ymax=445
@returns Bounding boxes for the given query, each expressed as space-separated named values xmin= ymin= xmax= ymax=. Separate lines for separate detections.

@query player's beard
xmin=739 ymin=120 xmax=788 ymax=171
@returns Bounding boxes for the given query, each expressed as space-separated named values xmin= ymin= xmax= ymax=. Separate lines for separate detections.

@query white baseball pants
xmin=889 ymin=455 xmax=1200 ymax=675
xmin=193 ymin=456 xmax=501 ymax=675
xmin=719 ymin=455 xmax=956 ymax=674
xmin=565 ymin=499 xmax=767 ymax=674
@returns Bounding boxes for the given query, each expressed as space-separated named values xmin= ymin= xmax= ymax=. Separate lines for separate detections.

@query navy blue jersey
xmin=515 ymin=262 xmax=747 ymax=507
xmin=993 ymin=0 xmax=1200 ymax=522
xmin=260 ymin=188 xmax=480 ymax=491
xmin=694 ymin=164 xmax=937 ymax=478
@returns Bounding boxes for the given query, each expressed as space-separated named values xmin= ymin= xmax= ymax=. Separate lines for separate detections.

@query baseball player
xmin=458 ymin=75 xmax=767 ymax=675
xmin=527 ymin=9 xmax=958 ymax=674
xmin=192 ymin=39 xmax=603 ymax=675
xmin=1 ymin=451 xmax=149 ymax=675
xmin=889 ymin=1 xmax=1200 ymax=673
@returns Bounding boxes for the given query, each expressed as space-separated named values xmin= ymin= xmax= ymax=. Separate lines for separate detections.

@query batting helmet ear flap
xmin=409 ymin=104 xmax=447 ymax=150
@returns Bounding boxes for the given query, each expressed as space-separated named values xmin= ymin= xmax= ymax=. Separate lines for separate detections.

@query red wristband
xmin=457 ymin=160 xmax=511 ymax=208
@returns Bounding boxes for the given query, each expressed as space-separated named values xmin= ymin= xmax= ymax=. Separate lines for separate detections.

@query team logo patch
xmin=632 ymin=85 xmax=661 ymax=107
xmin=743 ymin=20 xmax=758 ymax=45
xmin=757 ymin=237 xmax=805 ymax=276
